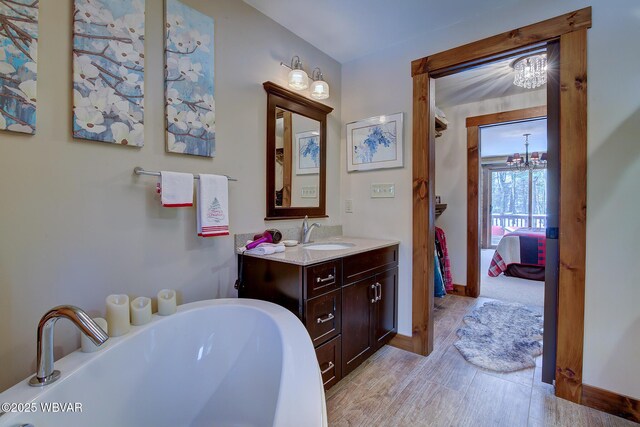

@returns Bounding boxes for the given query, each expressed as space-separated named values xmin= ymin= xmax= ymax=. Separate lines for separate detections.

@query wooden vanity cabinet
xmin=238 ymin=244 xmax=398 ymax=388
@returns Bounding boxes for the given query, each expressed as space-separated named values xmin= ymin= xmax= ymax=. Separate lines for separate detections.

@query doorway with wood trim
xmin=393 ymin=8 xmax=591 ymax=404
xmin=465 ymin=106 xmax=549 ymax=303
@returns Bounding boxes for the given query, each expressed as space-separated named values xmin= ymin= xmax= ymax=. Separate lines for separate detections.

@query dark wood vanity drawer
xmin=304 ymin=260 xmax=342 ymax=299
xmin=305 ymin=289 xmax=341 ymax=346
xmin=343 ymin=245 xmax=398 ymax=285
xmin=315 ymin=335 xmax=342 ymax=389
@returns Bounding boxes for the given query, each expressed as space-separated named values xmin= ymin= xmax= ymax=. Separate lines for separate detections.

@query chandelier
xmin=507 ymin=133 xmax=547 ymax=171
xmin=512 ymin=54 xmax=547 ymax=89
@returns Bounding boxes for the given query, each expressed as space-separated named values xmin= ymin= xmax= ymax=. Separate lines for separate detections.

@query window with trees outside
xmin=487 ymin=167 xmax=547 ymax=246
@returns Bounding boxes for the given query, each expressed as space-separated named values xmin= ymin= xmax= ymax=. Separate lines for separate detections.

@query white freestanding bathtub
xmin=0 ymin=299 xmax=326 ymax=427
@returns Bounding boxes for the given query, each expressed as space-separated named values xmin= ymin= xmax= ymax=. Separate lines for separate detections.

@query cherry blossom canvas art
xmin=72 ymin=0 xmax=145 ymax=146
xmin=164 ymin=0 xmax=214 ymax=157
xmin=0 ymin=0 xmax=38 ymax=134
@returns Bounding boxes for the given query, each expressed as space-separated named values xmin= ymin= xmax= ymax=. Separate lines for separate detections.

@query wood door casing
xmin=282 ymin=111 xmax=292 ymax=207
xmin=409 ymin=7 xmax=591 ymax=405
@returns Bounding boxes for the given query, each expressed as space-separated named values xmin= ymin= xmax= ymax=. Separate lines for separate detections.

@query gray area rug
xmin=454 ymin=301 xmax=543 ymax=372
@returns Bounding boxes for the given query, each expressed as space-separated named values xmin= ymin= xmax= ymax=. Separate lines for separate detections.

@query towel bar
xmin=134 ymin=167 xmax=237 ymax=182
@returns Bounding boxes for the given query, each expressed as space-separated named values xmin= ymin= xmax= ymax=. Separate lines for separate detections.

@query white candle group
xmin=157 ymin=289 xmax=177 ymax=316
xmin=130 ymin=296 xmax=152 ymax=326
xmin=103 ymin=290 xmax=177 ymax=337
xmin=81 ymin=317 xmax=108 ymax=353
xmin=106 ymin=294 xmax=130 ymax=337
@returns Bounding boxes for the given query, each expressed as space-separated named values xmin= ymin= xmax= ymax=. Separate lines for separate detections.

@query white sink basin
xmin=304 ymin=242 xmax=355 ymax=251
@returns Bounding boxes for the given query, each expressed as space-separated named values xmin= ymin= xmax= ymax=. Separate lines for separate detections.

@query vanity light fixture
xmin=280 ymin=55 xmax=309 ymax=90
xmin=310 ymin=68 xmax=329 ymax=100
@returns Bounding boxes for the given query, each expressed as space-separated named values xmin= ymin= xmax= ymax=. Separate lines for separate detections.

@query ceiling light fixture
xmin=280 ymin=55 xmax=308 ymax=91
xmin=511 ymin=53 xmax=547 ymax=89
xmin=310 ymin=68 xmax=329 ymax=100
xmin=506 ymin=133 xmax=547 ymax=171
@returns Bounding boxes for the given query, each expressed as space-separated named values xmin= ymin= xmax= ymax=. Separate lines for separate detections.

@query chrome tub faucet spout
xmin=29 ymin=305 xmax=109 ymax=387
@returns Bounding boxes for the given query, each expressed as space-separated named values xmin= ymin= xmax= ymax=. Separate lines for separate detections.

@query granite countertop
xmin=239 ymin=236 xmax=400 ymax=266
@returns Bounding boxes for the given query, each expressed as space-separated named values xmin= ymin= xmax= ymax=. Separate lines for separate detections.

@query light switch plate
xmin=345 ymin=199 xmax=353 ymax=213
xmin=301 ymin=186 xmax=318 ymax=198
xmin=371 ymin=183 xmax=395 ymax=198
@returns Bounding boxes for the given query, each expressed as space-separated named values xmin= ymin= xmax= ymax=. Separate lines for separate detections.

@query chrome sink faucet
xmin=29 ymin=305 xmax=109 ymax=387
xmin=301 ymin=215 xmax=321 ymax=244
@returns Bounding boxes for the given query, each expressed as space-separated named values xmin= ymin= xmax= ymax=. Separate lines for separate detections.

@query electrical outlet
xmin=301 ymin=186 xmax=318 ymax=198
xmin=370 ymin=183 xmax=395 ymax=198
xmin=345 ymin=199 xmax=353 ymax=213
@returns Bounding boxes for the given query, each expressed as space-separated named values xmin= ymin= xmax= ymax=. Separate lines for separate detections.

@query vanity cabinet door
xmin=341 ymin=277 xmax=376 ymax=376
xmin=374 ymin=267 xmax=398 ymax=349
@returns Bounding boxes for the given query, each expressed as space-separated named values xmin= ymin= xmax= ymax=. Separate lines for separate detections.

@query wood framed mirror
xmin=264 ymin=81 xmax=333 ymax=220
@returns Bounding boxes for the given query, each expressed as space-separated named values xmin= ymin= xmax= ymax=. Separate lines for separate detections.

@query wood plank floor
xmin=326 ymin=295 xmax=637 ymax=427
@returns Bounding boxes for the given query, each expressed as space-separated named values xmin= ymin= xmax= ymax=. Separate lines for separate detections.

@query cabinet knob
xmin=370 ymin=284 xmax=377 ymax=303
xmin=316 ymin=313 xmax=335 ymax=324
xmin=376 ymin=282 xmax=382 ymax=301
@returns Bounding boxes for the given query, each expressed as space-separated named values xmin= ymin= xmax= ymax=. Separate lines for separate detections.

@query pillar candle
xmin=81 ymin=317 xmax=108 ymax=353
xmin=130 ymin=297 xmax=152 ymax=326
xmin=157 ymin=289 xmax=177 ymax=316
xmin=106 ymin=294 xmax=130 ymax=337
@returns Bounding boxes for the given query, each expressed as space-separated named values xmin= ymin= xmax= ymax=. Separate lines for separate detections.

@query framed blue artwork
xmin=295 ymin=130 xmax=320 ymax=175
xmin=346 ymin=112 xmax=404 ymax=172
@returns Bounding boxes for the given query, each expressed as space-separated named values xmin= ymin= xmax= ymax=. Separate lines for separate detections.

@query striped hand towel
xmin=197 ymin=174 xmax=229 ymax=237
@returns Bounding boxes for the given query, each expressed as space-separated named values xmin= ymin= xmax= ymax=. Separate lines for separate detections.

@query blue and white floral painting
xmin=0 ymin=0 xmax=38 ymax=134
xmin=72 ymin=0 xmax=145 ymax=146
xmin=296 ymin=131 xmax=320 ymax=175
xmin=165 ymin=0 xmax=214 ymax=157
xmin=346 ymin=113 xmax=404 ymax=172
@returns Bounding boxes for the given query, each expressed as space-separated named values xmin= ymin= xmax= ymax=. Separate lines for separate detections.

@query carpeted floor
xmin=480 ymin=249 xmax=544 ymax=310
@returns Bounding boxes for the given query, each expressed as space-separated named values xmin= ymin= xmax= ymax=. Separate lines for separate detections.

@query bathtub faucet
xmin=29 ymin=305 xmax=109 ymax=387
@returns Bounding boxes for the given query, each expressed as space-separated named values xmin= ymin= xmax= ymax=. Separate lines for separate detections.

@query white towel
xmin=244 ymin=243 xmax=286 ymax=256
xmin=197 ymin=174 xmax=229 ymax=237
xmin=159 ymin=171 xmax=194 ymax=207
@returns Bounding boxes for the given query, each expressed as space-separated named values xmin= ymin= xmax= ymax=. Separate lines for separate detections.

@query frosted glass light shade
xmin=310 ymin=79 xmax=329 ymax=99
xmin=288 ymin=68 xmax=308 ymax=90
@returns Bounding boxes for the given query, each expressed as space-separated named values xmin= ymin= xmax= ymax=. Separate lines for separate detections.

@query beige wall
xmin=0 ymin=0 xmax=341 ymax=391
xmin=434 ymin=90 xmax=546 ymax=286
xmin=341 ymin=0 xmax=640 ymax=398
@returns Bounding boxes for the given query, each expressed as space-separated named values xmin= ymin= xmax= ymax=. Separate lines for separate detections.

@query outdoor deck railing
xmin=491 ymin=213 xmax=547 ymax=230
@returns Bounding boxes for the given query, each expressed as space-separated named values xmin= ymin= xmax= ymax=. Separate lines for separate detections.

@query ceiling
xmin=243 ymin=0 xmax=528 ymax=64
xmin=434 ymin=57 xmax=546 ymax=108
xmin=245 ymin=0 xmax=547 ymax=107
xmin=480 ymin=118 xmax=547 ymax=158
